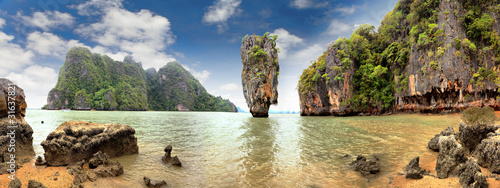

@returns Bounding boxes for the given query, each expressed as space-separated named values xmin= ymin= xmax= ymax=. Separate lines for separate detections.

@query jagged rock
xmin=41 ymin=121 xmax=138 ymax=166
xmin=405 ymin=156 xmax=426 ymax=179
xmin=0 ymin=79 xmax=35 ymax=174
xmin=241 ymin=34 xmax=279 ymax=117
xmin=436 ymin=135 xmax=467 ymax=179
xmin=428 ymin=126 xmax=455 ymax=151
xmin=458 ymin=122 xmax=497 ymax=155
xmin=459 ymin=158 xmax=488 ymax=188
xmin=27 ymin=180 xmax=47 ymax=188
xmin=87 ymin=151 xmax=124 ymax=178
xmin=67 ymin=165 xmax=87 ymax=186
xmin=89 ymin=151 xmax=110 ymax=169
xmin=144 ymin=176 xmax=167 ymax=188
xmin=8 ymin=178 xmax=21 ymax=188
xmin=349 ymin=155 xmax=380 ymax=177
xmin=161 ymin=145 xmax=172 ymax=163
xmin=35 ymin=156 xmax=47 ymax=166
xmin=473 ymin=129 xmax=500 ymax=173
xmin=172 ymin=156 xmax=182 ymax=167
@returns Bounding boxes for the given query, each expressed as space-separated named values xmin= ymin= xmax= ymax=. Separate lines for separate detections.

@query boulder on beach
xmin=8 ymin=178 xmax=21 ymax=188
xmin=349 ymin=155 xmax=380 ymax=177
xmin=405 ymin=156 xmax=426 ymax=179
xmin=0 ymin=78 xmax=35 ymax=174
xmin=457 ymin=122 xmax=497 ymax=155
xmin=435 ymin=135 xmax=467 ymax=179
xmin=428 ymin=126 xmax=455 ymax=151
xmin=27 ymin=180 xmax=47 ymax=188
xmin=473 ymin=129 xmax=500 ymax=173
xmin=458 ymin=158 xmax=488 ymax=188
xmin=144 ymin=176 xmax=167 ymax=188
xmin=41 ymin=121 xmax=139 ymax=166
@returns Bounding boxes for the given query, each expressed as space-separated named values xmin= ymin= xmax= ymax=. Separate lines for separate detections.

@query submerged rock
xmin=349 ymin=155 xmax=380 ymax=177
xmin=240 ymin=34 xmax=279 ymax=117
xmin=0 ymin=78 xmax=35 ymax=174
xmin=405 ymin=156 xmax=426 ymax=179
xmin=144 ymin=176 xmax=167 ymax=188
xmin=172 ymin=156 xmax=182 ymax=167
xmin=473 ymin=129 xmax=500 ymax=173
xmin=436 ymin=135 xmax=467 ymax=179
xmin=41 ymin=121 xmax=138 ymax=166
xmin=162 ymin=145 xmax=182 ymax=167
xmin=428 ymin=126 xmax=455 ymax=151
xmin=459 ymin=158 xmax=489 ymax=188
xmin=87 ymin=151 xmax=124 ymax=178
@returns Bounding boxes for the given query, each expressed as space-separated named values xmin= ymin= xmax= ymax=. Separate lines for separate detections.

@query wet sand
xmin=0 ymin=159 xmax=74 ymax=188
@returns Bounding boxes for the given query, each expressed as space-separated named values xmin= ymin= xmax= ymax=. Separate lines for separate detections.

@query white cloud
xmin=259 ymin=8 xmax=272 ymax=19
xmin=290 ymin=0 xmax=328 ymax=9
xmin=72 ymin=0 xmax=123 ymax=16
xmin=290 ymin=44 xmax=325 ymax=65
xmin=16 ymin=11 xmax=75 ymax=31
xmin=0 ymin=17 xmax=5 ymax=28
xmin=6 ymin=65 xmax=58 ymax=108
xmin=26 ymin=31 xmax=85 ymax=59
xmin=219 ymin=83 xmax=239 ymax=91
xmin=0 ymin=31 xmax=34 ymax=75
xmin=75 ymin=6 xmax=176 ymax=70
xmin=202 ymin=0 xmax=242 ymax=33
xmin=270 ymin=28 xmax=304 ymax=59
xmin=324 ymin=19 xmax=353 ymax=36
xmin=334 ymin=5 xmax=358 ymax=15
xmin=181 ymin=64 xmax=211 ymax=84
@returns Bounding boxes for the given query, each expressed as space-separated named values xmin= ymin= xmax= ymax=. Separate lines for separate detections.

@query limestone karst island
xmin=2 ymin=0 xmax=500 ymax=187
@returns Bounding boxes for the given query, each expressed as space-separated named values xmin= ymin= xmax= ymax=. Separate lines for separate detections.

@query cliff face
xmin=47 ymin=47 xmax=237 ymax=112
xmin=241 ymin=34 xmax=279 ymax=117
xmin=298 ymin=0 xmax=500 ymax=116
xmin=147 ymin=62 xmax=237 ymax=112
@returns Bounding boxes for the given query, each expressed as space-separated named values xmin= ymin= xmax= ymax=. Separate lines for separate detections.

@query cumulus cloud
xmin=0 ymin=23 xmax=34 ymax=75
xmin=7 ymin=65 xmax=58 ymax=108
xmin=71 ymin=0 xmax=123 ymax=16
xmin=219 ymin=83 xmax=239 ymax=91
xmin=323 ymin=19 xmax=353 ymax=36
xmin=75 ymin=5 xmax=176 ymax=70
xmin=334 ymin=5 xmax=358 ymax=15
xmin=290 ymin=43 xmax=325 ymax=65
xmin=270 ymin=28 xmax=304 ymax=58
xmin=15 ymin=11 xmax=75 ymax=31
xmin=26 ymin=31 xmax=85 ymax=59
xmin=290 ymin=0 xmax=329 ymax=9
xmin=202 ymin=0 xmax=242 ymax=33
xmin=181 ymin=64 xmax=211 ymax=84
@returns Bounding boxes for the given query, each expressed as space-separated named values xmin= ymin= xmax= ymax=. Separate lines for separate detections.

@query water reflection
xmin=238 ymin=117 xmax=278 ymax=187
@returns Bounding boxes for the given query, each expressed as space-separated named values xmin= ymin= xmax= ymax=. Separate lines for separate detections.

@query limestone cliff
xmin=47 ymin=47 xmax=237 ymax=112
xmin=298 ymin=0 xmax=500 ymax=116
xmin=241 ymin=34 xmax=279 ymax=117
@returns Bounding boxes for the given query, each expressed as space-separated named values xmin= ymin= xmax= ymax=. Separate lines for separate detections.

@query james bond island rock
xmin=298 ymin=0 xmax=500 ymax=116
xmin=41 ymin=121 xmax=138 ymax=166
xmin=47 ymin=46 xmax=237 ymax=112
xmin=241 ymin=33 xmax=279 ymax=117
xmin=0 ymin=78 xmax=35 ymax=174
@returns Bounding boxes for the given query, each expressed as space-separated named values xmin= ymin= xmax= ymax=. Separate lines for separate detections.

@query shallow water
xmin=25 ymin=110 xmax=461 ymax=187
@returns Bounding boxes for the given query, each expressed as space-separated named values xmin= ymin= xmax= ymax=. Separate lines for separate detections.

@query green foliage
xmin=41 ymin=104 xmax=47 ymax=110
xmin=312 ymin=72 xmax=321 ymax=82
xmin=461 ymin=106 xmax=498 ymax=126
xmin=454 ymin=38 xmax=462 ymax=50
xmin=352 ymin=64 xmax=394 ymax=109
xmin=429 ymin=61 xmax=439 ymax=70
xmin=462 ymin=38 xmax=477 ymax=52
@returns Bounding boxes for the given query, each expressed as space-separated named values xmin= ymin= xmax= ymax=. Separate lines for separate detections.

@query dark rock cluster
xmin=162 ymin=145 xmax=182 ymax=167
xmin=404 ymin=157 xmax=426 ymax=179
xmin=67 ymin=151 xmax=124 ymax=187
xmin=348 ymin=155 xmax=380 ymax=177
xmin=143 ymin=176 xmax=167 ymax=188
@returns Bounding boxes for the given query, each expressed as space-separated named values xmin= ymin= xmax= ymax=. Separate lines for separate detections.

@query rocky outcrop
xmin=405 ymin=156 xmax=426 ymax=179
xmin=241 ymin=34 xmax=279 ymax=117
xmin=162 ymin=145 xmax=182 ymax=167
xmin=473 ymin=129 xmax=500 ymax=173
xmin=458 ymin=122 xmax=497 ymax=155
xmin=436 ymin=135 xmax=467 ymax=179
xmin=349 ymin=155 xmax=380 ymax=177
xmin=35 ymin=156 xmax=47 ymax=166
xmin=298 ymin=0 xmax=500 ymax=116
xmin=459 ymin=158 xmax=489 ymax=188
xmin=41 ymin=121 xmax=138 ymax=166
xmin=87 ymin=151 xmax=124 ymax=179
xmin=143 ymin=176 xmax=167 ymax=188
xmin=0 ymin=78 xmax=35 ymax=174
xmin=428 ymin=126 xmax=455 ymax=151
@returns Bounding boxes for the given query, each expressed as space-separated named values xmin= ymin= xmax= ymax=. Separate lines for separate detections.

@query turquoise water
xmin=25 ymin=110 xmax=461 ymax=187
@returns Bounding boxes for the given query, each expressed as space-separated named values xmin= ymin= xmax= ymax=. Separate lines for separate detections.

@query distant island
xmin=45 ymin=47 xmax=237 ymax=112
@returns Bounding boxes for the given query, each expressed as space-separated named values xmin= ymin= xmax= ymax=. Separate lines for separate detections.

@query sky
xmin=0 ymin=0 xmax=398 ymax=112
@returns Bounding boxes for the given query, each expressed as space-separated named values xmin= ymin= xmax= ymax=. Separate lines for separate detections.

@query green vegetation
xmin=461 ymin=106 xmax=498 ymax=126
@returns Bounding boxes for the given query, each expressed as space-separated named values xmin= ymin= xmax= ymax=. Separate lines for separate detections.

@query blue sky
xmin=0 ymin=0 xmax=398 ymax=111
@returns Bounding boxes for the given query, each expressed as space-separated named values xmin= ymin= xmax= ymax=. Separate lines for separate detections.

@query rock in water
xmin=27 ymin=180 xmax=47 ymax=188
xmin=240 ymin=34 xmax=279 ymax=117
xmin=405 ymin=156 xmax=426 ymax=179
xmin=349 ymin=155 xmax=380 ymax=177
xmin=89 ymin=151 xmax=110 ymax=169
xmin=41 ymin=121 xmax=139 ymax=166
xmin=436 ymin=135 xmax=467 ymax=179
xmin=0 ymin=78 xmax=35 ymax=174
xmin=428 ymin=126 xmax=455 ymax=151
xmin=87 ymin=151 xmax=124 ymax=178
xmin=459 ymin=158 xmax=489 ymax=188
xmin=161 ymin=145 xmax=172 ymax=163
xmin=144 ymin=176 xmax=167 ymax=188
xmin=473 ymin=129 xmax=500 ymax=173
xmin=172 ymin=156 xmax=182 ymax=167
